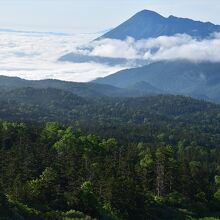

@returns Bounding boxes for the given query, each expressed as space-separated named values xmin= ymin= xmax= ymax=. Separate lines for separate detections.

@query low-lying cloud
xmin=0 ymin=30 xmax=220 ymax=83
xmin=76 ymin=33 xmax=220 ymax=63
xmin=0 ymin=31 xmax=124 ymax=82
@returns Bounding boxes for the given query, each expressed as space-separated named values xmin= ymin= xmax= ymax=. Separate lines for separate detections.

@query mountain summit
xmin=99 ymin=9 xmax=220 ymax=40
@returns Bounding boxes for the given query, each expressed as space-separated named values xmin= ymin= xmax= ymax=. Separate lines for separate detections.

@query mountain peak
xmin=99 ymin=10 xmax=220 ymax=40
xmin=168 ymin=15 xmax=176 ymax=19
xmin=134 ymin=9 xmax=164 ymax=18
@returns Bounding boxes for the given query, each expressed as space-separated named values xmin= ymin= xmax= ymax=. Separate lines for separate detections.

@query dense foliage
xmin=0 ymin=122 xmax=220 ymax=219
xmin=0 ymin=88 xmax=220 ymax=145
xmin=0 ymin=89 xmax=220 ymax=219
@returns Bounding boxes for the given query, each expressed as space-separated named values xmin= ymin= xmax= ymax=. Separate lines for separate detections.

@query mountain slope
xmin=99 ymin=10 xmax=220 ymax=40
xmin=0 ymin=75 xmax=160 ymax=98
xmin=0 ymin=87 xmax=87 ymax=107
xmin=94 ymin=60 xmax=220 ymax=102
xmin=0 ymin=76 xmax=123 ymax=97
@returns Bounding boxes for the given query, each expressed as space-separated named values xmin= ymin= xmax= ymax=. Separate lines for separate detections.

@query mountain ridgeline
xmin=2 ymin=68 xmax=220 ymax=103
xmin=0 ymin=75 xmax=161 ymax=98
xmin=98 ymin=9 xmax=220 ymax=40
xmin=94 ymin=60 xmax=220 ymax=103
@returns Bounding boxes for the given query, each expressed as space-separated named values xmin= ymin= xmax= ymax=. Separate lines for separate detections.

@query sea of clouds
xmin=0 ymin=30 xmax=220 ymax=82
xmin=0 ymin=30 xmax=124 ymax=82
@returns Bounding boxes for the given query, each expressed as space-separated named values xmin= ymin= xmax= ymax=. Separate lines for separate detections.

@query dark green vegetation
xmin=0 ymin=120 xmax=220 ymax=220
xmin=0 ymin=84 xmax=220 ymax=219
xmin=0 ymin=86 xmax=220 ymax=127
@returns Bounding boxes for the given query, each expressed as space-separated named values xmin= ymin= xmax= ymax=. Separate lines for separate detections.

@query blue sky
xmin=0 ymin=0 xmax=219 ymax=33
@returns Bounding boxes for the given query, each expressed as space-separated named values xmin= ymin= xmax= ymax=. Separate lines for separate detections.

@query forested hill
xmin=0 ymin=87 xmax=220 ymax=123
xmin=0 ymin=86 xmax=220 ymax=219
xmin=0 ymin=87 xmax=220 ymax=144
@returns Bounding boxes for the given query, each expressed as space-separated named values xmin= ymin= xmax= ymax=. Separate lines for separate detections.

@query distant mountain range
xmin=94 ymin=60 xmax=220 ymax=103
xmin=2 ymin=59 xmax=220 ymax=104
xmin=98 ymin=10 xmax=220 ymax=40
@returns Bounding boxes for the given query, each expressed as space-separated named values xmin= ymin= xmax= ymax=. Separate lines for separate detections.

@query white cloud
xmin=76 ymin=33 xmax=220 ymax=63
xmin=0 ymin=30 xmax=220 ymax=83
xmin=0 ymin=31 xmax=125 ymax=82
xmin=148 ymin=34 xmax=220 ymax=62
xmin=90 ymin=37 xmax=138 ymax=59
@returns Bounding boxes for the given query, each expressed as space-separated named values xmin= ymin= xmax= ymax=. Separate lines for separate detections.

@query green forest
xmin=0 ymin=87 xmax=220 ymax=219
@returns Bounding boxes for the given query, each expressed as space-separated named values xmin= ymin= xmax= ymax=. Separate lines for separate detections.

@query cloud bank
xmin=0 ymin=31 xmax=124 ymax=82
xmin=75 ymin=33 xmax=220 ymax=63
xmin=0 ymin=30 xmax=220 ymax=83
